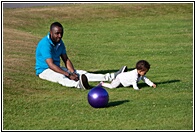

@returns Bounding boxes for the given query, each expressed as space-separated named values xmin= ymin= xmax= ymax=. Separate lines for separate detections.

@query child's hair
xmin=136 ymin=60 xmax=150 ymax=71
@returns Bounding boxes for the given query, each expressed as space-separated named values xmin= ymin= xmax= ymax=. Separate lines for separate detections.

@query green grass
xmin=3 ymin=3 xmax=193 ymax=130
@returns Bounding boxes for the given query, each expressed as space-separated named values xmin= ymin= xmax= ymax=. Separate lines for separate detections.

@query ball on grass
xmin=87 ymin=86 xmax=109 ymax=108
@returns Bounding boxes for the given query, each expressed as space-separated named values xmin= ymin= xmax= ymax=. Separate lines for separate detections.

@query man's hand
xmin=69 ymin=73 xmax=79 ymax=81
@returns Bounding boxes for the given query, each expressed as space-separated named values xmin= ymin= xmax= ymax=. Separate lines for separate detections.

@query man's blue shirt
xmin=35 ymin=33 xmax=66 ymax=75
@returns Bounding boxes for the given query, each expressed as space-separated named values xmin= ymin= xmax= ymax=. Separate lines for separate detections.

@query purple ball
xmin=88 ymin=86 xmax=109 ymax=108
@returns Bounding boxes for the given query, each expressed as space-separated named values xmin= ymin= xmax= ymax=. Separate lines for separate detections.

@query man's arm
xmin=61 ymin=54 xmax=79 ymax=81
xmin=61 ymin=54 xmax=75 ymax=73
xmin=46 ymin=58 xmax=70 ymax=77
xmin=46 ymin=58 xmax=79 ymax=81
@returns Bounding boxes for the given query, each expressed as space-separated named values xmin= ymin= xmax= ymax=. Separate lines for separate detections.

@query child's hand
xmin=152 ymin=84 xmax=156 ymax=88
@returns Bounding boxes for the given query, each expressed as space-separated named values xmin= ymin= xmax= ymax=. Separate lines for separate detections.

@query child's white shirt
xmin=118 ymin=69 xmax=154 ymax=90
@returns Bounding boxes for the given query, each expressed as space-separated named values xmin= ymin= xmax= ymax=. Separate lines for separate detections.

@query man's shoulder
xmin=37 ymin=35 xmax=51 ymax=48
xmin=39 ymin=35 xmax=49 ymax=44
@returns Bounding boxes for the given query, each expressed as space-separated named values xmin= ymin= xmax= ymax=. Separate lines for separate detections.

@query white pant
xmin=38 ymin=67 xmax=114 ymax=88
xmin=102 ymin=75 xmax=121 ymax=89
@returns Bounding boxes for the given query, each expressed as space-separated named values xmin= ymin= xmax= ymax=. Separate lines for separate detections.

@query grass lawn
xmin=2 ymin=3 xmax=194 ymax=130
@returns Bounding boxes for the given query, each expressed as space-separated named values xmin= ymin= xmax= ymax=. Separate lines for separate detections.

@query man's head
xmin=50 ymin=22 xmax=64 ymax=45
xmin=136 ymin=60 xmax=151 ymax=76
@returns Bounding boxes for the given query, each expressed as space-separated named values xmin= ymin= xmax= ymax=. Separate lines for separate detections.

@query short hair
xmin=50 ymin=22 xmax=63 ymax=31
xmin=136 ymin=60 xmax=150 ymax=71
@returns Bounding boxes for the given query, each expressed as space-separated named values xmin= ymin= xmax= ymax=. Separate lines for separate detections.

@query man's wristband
xmin=70 ymin=71 xmax=76 ymax=75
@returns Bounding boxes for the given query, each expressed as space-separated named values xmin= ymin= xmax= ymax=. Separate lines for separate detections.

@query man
xmin=35 ymin=22 xmax=127 ymax=89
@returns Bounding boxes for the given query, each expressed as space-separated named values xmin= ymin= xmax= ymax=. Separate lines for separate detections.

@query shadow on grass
xmin=138 ymin=79 xmax=181 ymax=88
xmin=88 ymin=68 xmax=135 ymax=74
xmin=154 ymin=80 xmax=181 ymax=85
xmin=107 ymin=100 xmax=130 ymax=108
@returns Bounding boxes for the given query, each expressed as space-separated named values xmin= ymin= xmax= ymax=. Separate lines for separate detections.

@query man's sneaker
xmin=79 ymin=74 xmax=90 ymax=90
xmin=114 ymin=66 xmax=128 ymax=78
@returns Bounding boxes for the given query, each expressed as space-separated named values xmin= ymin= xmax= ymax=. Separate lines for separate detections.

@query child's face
xmin=138 ymin=69 xmax=148 ymax=76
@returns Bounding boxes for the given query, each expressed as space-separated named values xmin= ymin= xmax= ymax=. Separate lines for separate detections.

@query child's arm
xmin=132 ymin=82 xmax=140 ymax=90
xmin=142 ymin=76 xmax=156 ymax=88
xmin=152 ymin=84 xmax=156 ymax=88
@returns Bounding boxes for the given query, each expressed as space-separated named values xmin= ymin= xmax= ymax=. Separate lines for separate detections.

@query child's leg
xmin=102 ymin=76 xmax=121 ymax=89
xmin=74 ymin=70 xmax=114 ymax=82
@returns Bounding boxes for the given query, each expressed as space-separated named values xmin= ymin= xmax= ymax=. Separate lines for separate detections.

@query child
xmin=99 ymin=60 xmax=156 ymax=90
